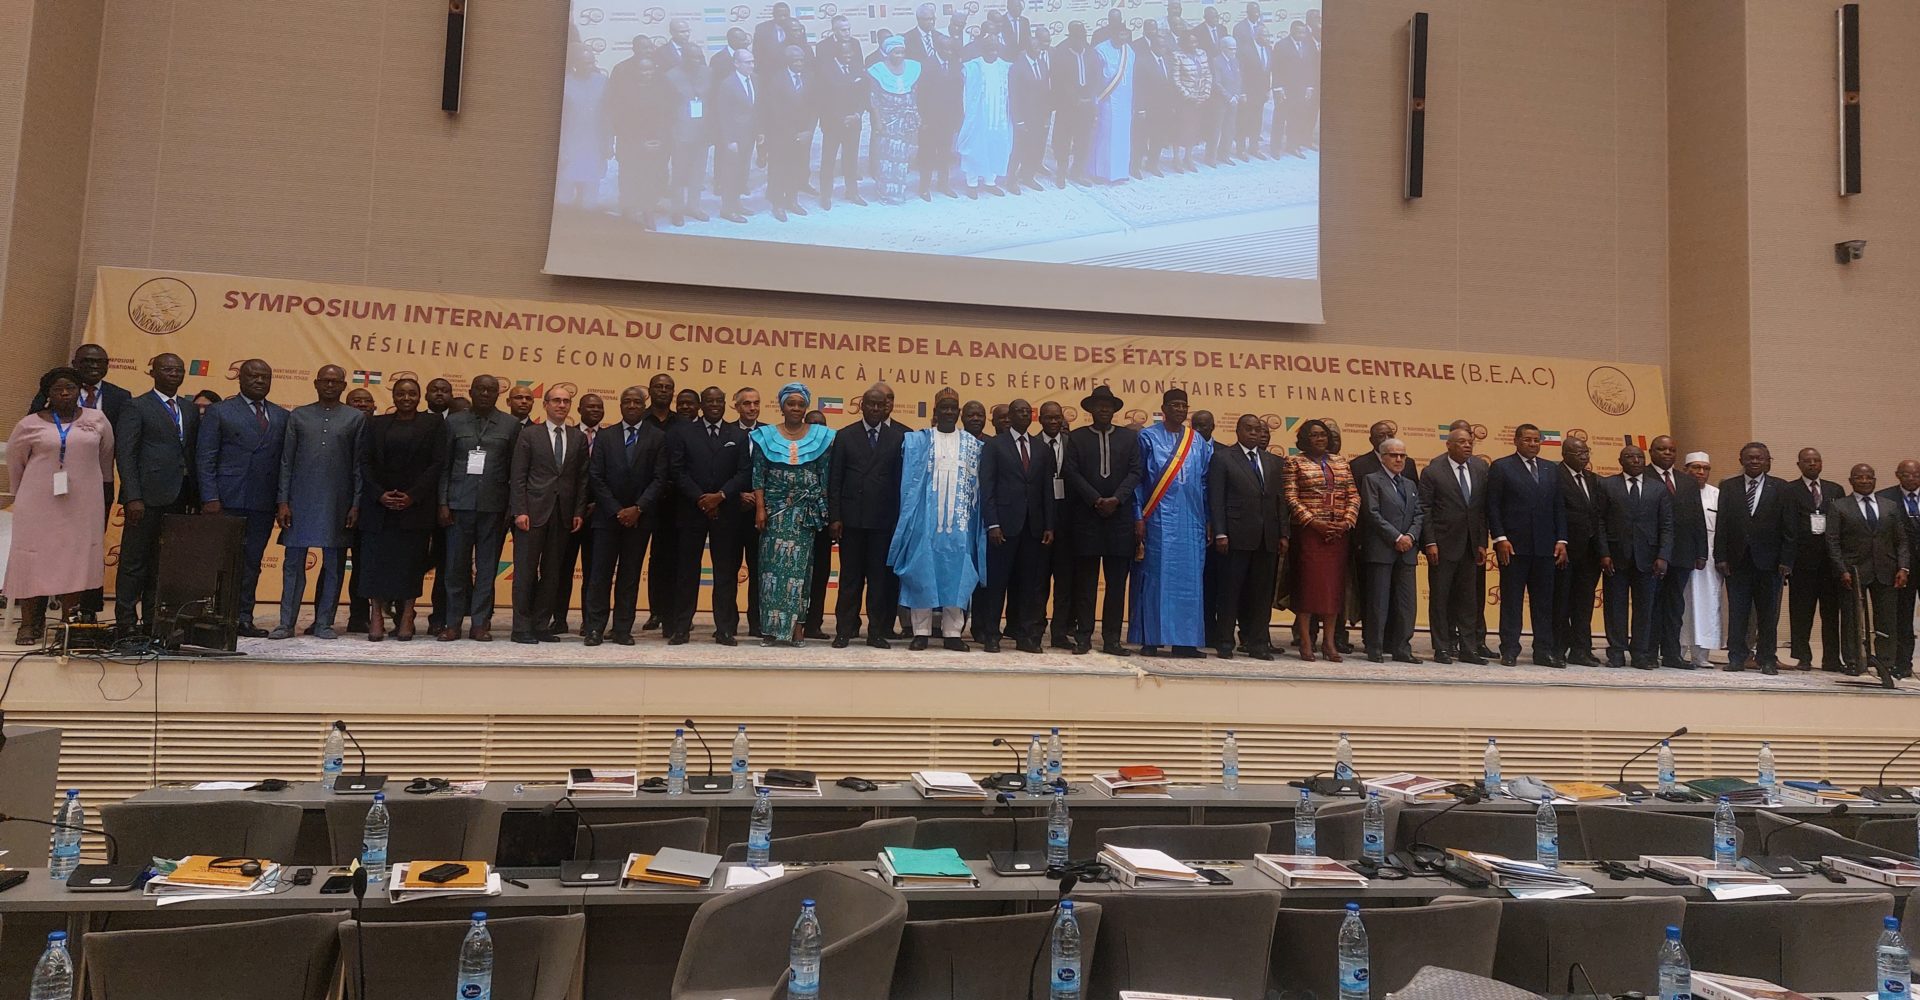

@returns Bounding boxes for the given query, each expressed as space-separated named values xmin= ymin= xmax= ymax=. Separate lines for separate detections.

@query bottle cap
xmin=65 ymin=789 xmax=77 ymax=797
xmin=473 ymin=911 xmax=487 ymax=921
xmin=1062 ymin=900 xmax=1075 ymax=911
xmin=373 ymin=792 xmax=385 ymax=802
xmin=676 ymin=728 xmax=685 ymax=736
xmin=738 ymin=724 xmax=747 ymax=730
xmin=1346 ymin=902 xmax=1359 ymax=913
xmin=1666 ymin=925 xmax=1681 ymax=939
xmin=802 ymin=898 xmax=816 ymax=907
xmin=48 ymin=931 xmax=67 ymax=942
xmin=1887 ymin=916 xmax=1901 ymax=930
xmin=1051 ymin=727 xmax=1060 ymax=734
xmin=1718 ymin=795 xmax=1729 ymax=803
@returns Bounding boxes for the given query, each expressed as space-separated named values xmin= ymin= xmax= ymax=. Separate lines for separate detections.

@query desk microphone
xmin=985 ymin=737 xmax=1031 ymax=793
xmin=1566 ymin=961 xmax=1606 ymax=1000
xmin=989 ymin=791 xmax=1048 ymax=877
xmin=1741 ymin=803 xmax=1847 ymax=877
xmin=1026 ymin=870 xmax=1079 ymax=1000
xmin=546 ymin=794 xmax=623 ymax=885
xmin=332 ymin=721 xmax=387 ymax=795
xmin=1390 ymin=791 xmax=1483 ymax=873
xmin=0 ymin=812 xmax=142 ymax=890
xmin=1607 ymin=727 xmax=1687 ymax=799
xmin=680 ymin=719 xmax=732 ymax=794
xmin=1860 ymin=738 xmax=1920 ymax=803
xmin=351 ymin=863 xmax=369 ymax=1000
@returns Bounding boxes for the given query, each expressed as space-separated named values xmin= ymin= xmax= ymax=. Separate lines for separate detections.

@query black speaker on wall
xmin=442 ymin=0 xmax=469 ymax=114
xmin=1837 ymin=2 xmax=1860 ymax=196
xmin=1404 ymin=12 xmax=1429 ymax=199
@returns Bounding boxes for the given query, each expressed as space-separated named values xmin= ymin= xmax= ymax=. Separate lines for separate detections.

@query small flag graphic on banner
xmin=1539 ymin=430 xmax=1563 ymax=447
xmin=187 ymin=359 xmax=210 ymax=376
xmin=819 ymin=396 xmax=845 ymax=414
xmin=352 ymin=370 xmax=383 ymax=385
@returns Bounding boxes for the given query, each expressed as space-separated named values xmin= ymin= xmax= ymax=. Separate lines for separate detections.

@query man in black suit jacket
xmin=1555 ymin=438 xmax=1607 ymax=666
xmin=668 ymin=387 xmax=752 ymax=644
xmin=1785 ymin=447 xmax=1845 ymax=670
xmin=814 ymin=32 xmax=868 ymax=208
xmin=1875 ymin=459 xmax=1920 ymax=678
xmin=978 ymin=400 xmax=1058 ymax=653
xmin=114 ymin=353 xmax=199 ymax=631
xmin=1007 ymin=28 xmax=1054 ymax=193
xmin=1420 ymin=428 xmax=1490 ymax=663
xmin=1596 ymin=446 xmax=1673 ymax=668
xmin=1647 ymin=435 xmax=1709 ymax=669
xmin=1232 ymin=4 xmax=1271 ymax=157
xmin=1062 ymin=386 xmax=1139 ymax=655
xmin=1051 ymin=25 xmax=1097 ymax=186
xmin=764 ymin=45 xmax=816 ymax=221
xmin=711 ymin=50 xmax=761 ymax=223
xmin=917 ymin=33 xmax=963 ymax=197
xmin=1035 ymin=401 xmax=1075 ymax=647
xmin=1209 ymin=414 xmax=1288 ymax=660
xmin=1714 ymin=442 xmax=1799 ymax=675
xmin=663 ymin=45 xmax=712 ymax=226
xmin=753 ymin=3 xmax=800 ymax=79
xmin=1339 ymin=421 xmax=1394 ymax=654
xmin=1358 ymin=439 xmax=1423 ymax=663
xmin=1000 ymin=0 xmax=1032 ymax=51
xmin=1829 ymin=464 xmax=1911 ymax=688
xmin=830 ymin=387 xmax=905 ymax=648
xmin=1131 ymin=24 xmax=1172 ymax=177
xmin=641 ymin=373 xmax=684 ymax=631
xmin=508 ymin=389 xmax=590 ymax=643
xmin=1487 ymin=424 xmax=1569 ymax=667
xmin=585 ymin=387 xmax=669 ymax=646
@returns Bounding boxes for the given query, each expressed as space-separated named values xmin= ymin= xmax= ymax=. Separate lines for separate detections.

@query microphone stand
xmin=332 ymin=721 xmax=387 ymax=794
xmin=351 ymin=864 xmax=370 ymax=1000
xmin=1026 ymin=871 xmax=1079 ymax=1000
xmin=681 ymin=719 xmax=732 ymax=793
xmin=984 ymin=737 xmax=1031 ymax=793
xmin=988 ymin=791 xmax=1048 ymax=876
xmin=1740 ymin=804 xmax=1847 ymax=876
xmin=549 ymin=794 xmax=623 ymax=885
xmin=1861 ymin=737 xmax=1920 ymax=803
xmin=1389 ymin=792 xmax=1483 ymax=875
xmin=0 ymin=812 xmax=143 ymax=889
xmin=1606 ymin=727 xmax=1688 ymax=799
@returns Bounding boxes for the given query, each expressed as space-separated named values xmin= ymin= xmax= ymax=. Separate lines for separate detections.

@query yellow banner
xmin=87 ymin=266 xmax=1667 ymax=618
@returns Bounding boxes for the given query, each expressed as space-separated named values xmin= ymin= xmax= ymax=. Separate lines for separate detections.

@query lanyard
xmin=51 ymin=410 xmax=72 ymax=468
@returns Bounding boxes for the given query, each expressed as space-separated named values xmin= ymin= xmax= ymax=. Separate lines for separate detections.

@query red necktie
xmin=1019 ymin=436 xmax=1030 ymax=472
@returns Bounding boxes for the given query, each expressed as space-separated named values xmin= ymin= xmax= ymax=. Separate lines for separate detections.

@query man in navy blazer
xmin=978 ymin=399 xmax=1057 ymax=653
xmin=829 ymin=387 xmax=906 ymax=649
xmin=585 ymin=387 xmax=669 ymax=646
xmin=1486 ymin=424 xmax=1569 ymax=667
xmin=1714 ymin=441 xmax=1800 ymax=675
xmin=667 ymin=386 xmax=752 ymax=644
xmin=195 ymin=358 xmax=287 ymax=636
xmin=1596 ymin=445 xmax=1673 ymax=669
xmin=114 ymin=353 xmax=199 ymax=632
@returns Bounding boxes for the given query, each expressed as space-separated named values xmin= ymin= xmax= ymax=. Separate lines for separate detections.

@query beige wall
xmin=48 ymin=0 xmax=1670 ymax=377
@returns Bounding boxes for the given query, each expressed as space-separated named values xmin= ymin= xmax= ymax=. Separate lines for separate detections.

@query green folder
xmin=1685 ymin=776 xmax=1762 ymax=797
xmin=882 ymin=846 xmax=973 ymax=879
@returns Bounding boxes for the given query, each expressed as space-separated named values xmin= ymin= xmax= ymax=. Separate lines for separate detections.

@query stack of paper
xmin=1639 ymin=856 xmax=1773 ymax=886
xmin=1118 ymin=994 xmax=1232 ymax=1000
xmin=1779 ymin=781 xmax=1869 ymax=806
xmin=1550 ymin=781 xmax=1627 ymax=803
xmin=1097 ymin=845 xmax=1205 ymax=886
xmin=567 ymin=768 xmax=638 ymax=796
xmin=1091 ymin=769 xmax=1173 ymax=799
xmin=145 ymin=855 xmax=282 ymax=904
xmin=1444 ymin=850 xmax=1588 ymax=889
xmin=1253 ymin=854 xmax=1369 ymax=889
xmin=1685 ymin=777 xmax=1768 ymax=805
xmin=1691 ymin=971 xmax=1815 ymax=1000
xmin=909 ymin=771 xmax=989 ymax=800
xmin=621 ymin=848 xmax=722 ymax=888
xmin=878 ymin=847 xmax=979 ymax=887
xmin=1366 ymin=773 xmax=1456 ymax=801
xmin=1820 ymin=855 xmax=1920 ymax=886
xmin=388 ymin=861 xmax=502 ymax=903
xmin=750 ymin=772 xmax=822 ymax=797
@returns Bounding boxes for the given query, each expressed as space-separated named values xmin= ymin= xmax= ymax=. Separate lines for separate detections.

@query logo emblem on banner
xmin=1587 ymin=366 xmax=1636 ymax=417
xmin=128 ymin=277 xmax=197 ymax=335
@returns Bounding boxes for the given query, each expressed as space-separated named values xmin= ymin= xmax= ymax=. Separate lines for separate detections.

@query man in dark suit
xmin=1062 ymin=386 xmax=1139 ymax=655
xmin=764 ymin=45 xmax=816 ymax=222
xmin=1269 ymin=19 xmax=1317 ymax=157
xmin=1007 ymin=27 xmax=1055 ymax=194
xmin=1785 ymin=447 xmax=1845 ymax=671
xmin=1647 ymin=435 xmax=1709 ymax=669
xmin=1035 ymin=401 xmax=1076 ymax=647
xmin=1486 ymin=424 xmax=1568 ymax=668
xmin=709 ymin=27 xmax=752 ymax=78
xmin=663 ymin=44 xmax=712 ymax=227
xmin=1209 ymin=414 xmax=1288 ymax=660
xmin=1875 ymin=458 xmax=1920 ymax=678
xmin=978 ymin=399 xmax=1058 ymax=653
xmin=1358 ymin=438 xmax=1423 ymax=663
xmin=1596 ymin=445 xmax=1673 ymax=669
xmin=1341 ymin=421 xmax=1394 ymax=653
xmin=507 ymin=388 xmax=589 ymax=644
xmin=585 ymin=386 xmax=670 ymax=646
xmin=917 ymin=33 xmax=963 ymax=198
xmin=555 ymin=392 xmax=603 ymax=634
xmin=1000 ymin=0 xmax=1032 ymax=51
xmin=114 ymin=353 xmax=199 ymax=632
xmin=830 ymin=387 xmax=905 ymax=649
xmin=1555 ymin=437 xmax=1607 ymax=666
xmin=711 ymin=49 xmax=760 ymax=223
xmin=1829 ymin=463 xmax=1910 ymax=689
xmin=641 ymin=373 xmax=683 ymax=632
xmin=1715 ymin=442 xmax=1799 ymax=676
xmin=753 ymin=2 xmax=801 ymax=80
xmin=730 ymin=388 xmax=765 ymax=637
xmin=815 ymin=31 xmax=869 ymax=209
xmin=1232 ymin=3 xmax=1271 ymax=158
xmin=1131 ymin=23 xmax=1172 ymax=177
xmin=195 ymin=358 xmax=286 ymax=637
xmin=668 ymin=387 xmax=752 ymax=644
xmin=1420 ymin=428 xmax=1490 ymax=664
xmin=1051 ymin=23 xmax=1097 ymax=187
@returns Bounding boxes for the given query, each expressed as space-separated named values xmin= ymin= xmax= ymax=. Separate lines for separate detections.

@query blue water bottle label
xmin=461 ymin=985 xmax=484 ymax=999
xmin=1884 ymin=980 xmax=1908 ymax=996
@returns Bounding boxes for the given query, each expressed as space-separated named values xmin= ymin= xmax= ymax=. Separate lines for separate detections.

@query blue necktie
xmin=625 ymin=426 xmax=637 ymax=448
xmin=868 ymin=426 xmax=878 ymax=448
xmin=1907 ymin=494 xmax=1918 ymax=519
xmin=1864 ymin=497 xmax=1879 ymax=531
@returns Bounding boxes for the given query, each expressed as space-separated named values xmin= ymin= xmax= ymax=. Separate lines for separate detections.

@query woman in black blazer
xmin=357 ymin=378 xmax=447 ymax=640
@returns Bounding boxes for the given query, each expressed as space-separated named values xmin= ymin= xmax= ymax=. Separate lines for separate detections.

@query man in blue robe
xmin=1089 ymin=12 xmax=1135 ymax=183
xmin=889 ymin=388 xmax=988 ymax=651
xmin=1129 ymin=388 xmax=1212 ymax=656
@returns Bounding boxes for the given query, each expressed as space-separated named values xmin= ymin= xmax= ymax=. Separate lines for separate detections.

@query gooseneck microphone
xmin=1742 ymin=803 xmax=1848 ymax=876
xmin=1861 ymin=738 xmax=1920 ymax=803
xmin=351 ymin=863 xmax=370 ymax=1000
xmin=546 ymin=794 xmax=622 ymax=884
xmin=988 ymin=791 xmax=1048 ymax=877
xmin=332 ymin=721 xmax=387 ymax=794
xmin=986 ymin=737 xmax=1032 ymax=793
xmin=1607 ymin=727 xmax=1688 ymax=799
xmin=681 ymin=719 xmax=732 ymax=793
xmin=0 ymin=812 xmax=141 ymax=890
xmin=1391 ymin=791 xmax=1483 ymax=872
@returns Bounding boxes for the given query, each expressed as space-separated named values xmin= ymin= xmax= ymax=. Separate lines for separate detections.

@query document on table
xmin=724 ymin=865 xmax=785 ymax=888
xmin=1505 ymin=884 xmax=1596 ymax=900
xmin=1707 ymin=881 xmax=1790 ymax=900
xmin=191 ymin=781 xmax=258 ymax=791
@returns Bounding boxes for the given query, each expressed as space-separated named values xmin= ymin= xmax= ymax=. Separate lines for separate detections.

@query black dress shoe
xmin=612 ymin=633 xmax=635 ymax=646
xmin=1500 ymin=655 xmax=1519 ymax=666
xmin=1394 ymin=654 xmax=1422 ymax=664
xmin=831 ymin=636 xmax=850 ymax=648
xmin=1250 ymin=648 xmax=1276 ymax=661
xmin=668 ymin=633 xmax=689 ymax=646
xmin=534 ymin=632 xmax=559 ymax=643
xmin=583 ymin=631 xmax=603 ymax=646
xmin=1535 ymin=656 xmax=1565 ymax=669
xmin=1051 ymin=636 xmax=1074 ymax=649
xmin=983 ymin=639 xmax=1003 ymax=653
xmin=1171 ymin=646 xmax=1204 ymax=659
xmin=1073 ymin=641 xmax=1091 ymax=655
xmin=943 ymin=637 xmax=969 ymax=652
xmin=1566 ymin=653 xmax=1600 ymax=667
xmin=866 ymin=636 xmax=891 ymax=650
xmin=1433 ymin=651 xmax=1455 ymax=664
xmin=642 ymin=616 xmax=661 ymax=631
xmin=909 ymin=636 xmax=929 ymax=650
xmin=1366 ymin=653 xmax=1386 ymax=663
xmin=1139 ymin=645 xmax=1161 ymax=656
xmin=511 ymin=633 xmax=538 ymax=644
xmin=1474 ymin=646 xmax=1500 ymax=660
xmin=1761 ymin=661 xmax=1779 ymax=676
xmin=1215 ymin=646 xmax=1234 ymax=660
xmin=1017 ymin=639 xmax=1044 ymax=654
xmin=1632 ymin=660 xmax=1657 ymax=670
xmin=804 ymin=627 xmax=829 ymax=640
xmin=1669 ymin=660 xmax=1695 ymax=670
xmin=237 ymin=625 xmax=269 ymax=638
xmin=1103 ymin=643 xmax=1131 ymax=657
xmin=716 ymin=634 xmax=737 ymax=646
xmin=1457 ymin=653 xmax=1489 ymax=665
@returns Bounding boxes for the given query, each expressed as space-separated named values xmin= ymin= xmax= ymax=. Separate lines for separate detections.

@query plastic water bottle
xmin=1047 ymin=727 xmax=1064 ymax=787
xmin=28 ymin=931 xmax=73 ymax=1000
xmin=1335 ymin=732 xmax=1355 ymax=781
xmin=362 ymin=792 xmax=390 ymax=884
xmin=731 ymin=725 xmax=750 ymax=791
xmin=321 ymin=722 xmax=345 ymax=792
xmin=1295 ymin=787 xmax=1319 ymax=855
xmin=1362 ymin=790 xmax=1386 ymax=862
xmin=1222 ymin=730 xmax=1240 ymax=791
xmin=1483 ymin=738 xmax=1502 ymax=796
xmin=1027 ymin=734 xmax=1045 ymax=793
xmin=668 ymin=728 xmax=687 ymax=796
xmin=1047 ymin=785 xmax=1071 ymax=868
xmin=1658 ymin=924 xmax=1691 ymax=1000
xmin=1337 ymin=902 xmax=1370 ymax=1000
xmin=748 ymin=787 xmax=774 ymax=866
xmin=48 ymin=789 xmax=81 ymax=881
xmin=789 ymin=898 xmax=822 ymax=1000
xmin=1757 ymin=741 xmax=1776 ymax=805
xmin=457 ymin=911 xmax=493 ymax=1000
xmin=1050 ymin=900 xmax=1083 ymax=999
xmin=1879 ymin=916 xmax=1911 ymax=1000
xmin=1657 ymin=739 xmax=1676 ymax=795
xmin=1712 ymin=796 xmax=1737 ymax=867
xmin=1535 ymin=795 xmax=1559 ymax=869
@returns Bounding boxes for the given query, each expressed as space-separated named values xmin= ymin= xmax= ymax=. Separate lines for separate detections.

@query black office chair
xmin=1088 ymin=890 xmax=1282 ymax=1000
xmin=86 ymin=912 xmax=343 ymax=1000
xmin=1395 ymin=805 xmax=1539 ymax=860
xmin=1683 ymin=893 xmax=1895 ymax=991
xmin=1271 ymin=897 xmax=1503 ymax=998
xmin=890 ymin=904 xmax=1105 ymax=1000
xmin=101 ymin=800 xmax=306 ymax=864
xmin=1575 ymin=804 xmax=1740 ymax=859
xmin=1857 ymin=817 xmax=1919 ymax=856
xmin=670 ymin=866 xmax=907 ymax=1000
xmin=341 ymin=914 xmax=585 ymax=1000
xmin=912 ymin=816 xmax=1050 ymax=859
xmin=1493 ymin=895 xmax=1685 ymax=995
xmin=323 ymin=797 xmax=507 ymax=866
xmin=577 ymin=816 xmax=710 ymax=859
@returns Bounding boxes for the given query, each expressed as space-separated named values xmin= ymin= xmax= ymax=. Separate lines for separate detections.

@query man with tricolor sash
xmin=1129 ymin=388 xmax=1212 ymax=657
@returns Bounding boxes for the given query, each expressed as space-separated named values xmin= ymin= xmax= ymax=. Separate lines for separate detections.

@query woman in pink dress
xmin=7 ymin=367 xmax=115 ymax=643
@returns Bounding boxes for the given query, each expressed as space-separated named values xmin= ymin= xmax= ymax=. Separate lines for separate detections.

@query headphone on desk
xmin=208 ymin=857 xmax=263 ymax=878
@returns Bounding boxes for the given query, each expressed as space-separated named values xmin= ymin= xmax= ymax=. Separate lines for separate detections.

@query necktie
xmin=1864 ymin=496 xmax=1880 ymax=530
xmin=1629 ymin=477 xmax=1640 ymax=503
xmin=84 ymin=387 xmax=98 ymax=409
xmin=552 ymin=426 xmax=566 ymax=467
xmin=743 ymin=75 xmax=754 ymax=102
xmin=1576 ymin=472 xmax=1590 ymax=501
xmin=163 ymin=397 xmax=181 ymax=439
xmin=1247 ymin=448 xmax=1263 ymax=484
xmin=1018 ymin=435 xmax=1030 ymax=472
xmin=1662 ymin=469 xmax=1674 ymax=494
xmin=1392 ymin=475 xmax=1405 ymax=502
xmin=1908 ymin=493 xmax=1919 ymax=518
xmin=1809 ymin=481 xmax=1820 ymax=507
xmin=709 ymin=423 xmax=719 ymax=440
xmin=1525 ymin=458 xmax=1537 ymax=483
xmin=867 ymin=425 xmax=879 ymax=449
xmin=791 ymin=70 xmax=800 ymax=90
xmin=625 ymin=425 xmax=638 ymax=448
xmin=1456 ymin=463 xmax=1470 ymax=503
xmin=1747 ymin=477 xmax=1760 ymax=515
xmin=252 ymin=401 xmax=267 ymax=430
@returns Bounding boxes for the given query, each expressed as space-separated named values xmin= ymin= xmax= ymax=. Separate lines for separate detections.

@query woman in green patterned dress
xmin=751 ymin=382 xmax=836 ymax=647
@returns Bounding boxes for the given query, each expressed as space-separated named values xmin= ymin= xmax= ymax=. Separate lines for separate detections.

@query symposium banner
xmin=86 ymin=267 xmax=1668 ymax=620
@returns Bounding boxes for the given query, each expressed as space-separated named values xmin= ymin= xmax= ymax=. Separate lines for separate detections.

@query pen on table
xmin=503 ymin=876 xmax=529 ymax=889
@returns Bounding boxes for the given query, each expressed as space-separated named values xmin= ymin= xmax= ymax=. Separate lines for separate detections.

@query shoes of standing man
xmin=511 ymin=633 xmax=538 ymax=645
xmin=831 ymin=636 xmax=850 ymax=648
xmin=583 ymin=631 xmax=602 ymax=647
xmin=1016 ymin=639 xmax=1044 ymax=654
xmin=867 ymin=636 xmax=891 ymax=650
xmin=611 ymin=634 xmax=635 ymax=646
xmin=909 ymin=636 xmax=929 ymax=651
xmin=943 ymin=637 xmax=969 ymax=652
xmin=1455 ymin=652 xmax=1488 ymax=665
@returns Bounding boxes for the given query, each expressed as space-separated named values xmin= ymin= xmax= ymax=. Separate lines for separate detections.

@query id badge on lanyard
xmin=51 ymin=410 xmax=72 ymax=496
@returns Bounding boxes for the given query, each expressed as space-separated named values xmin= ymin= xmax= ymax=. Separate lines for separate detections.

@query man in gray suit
xmin=1208 ymin=413 xmax=1288 ymax=660
xmin=1360 ymin=438 xmax=1424 ymax=663
xmin=1828 ymin=463 xmax=1910 ymax=688
xmin=1420 ymin=427 xmax=1490 ymax=663
xmin=440 ymin=375 xmax=518 ymax=642
xmin=509 ymin=386 xmax=590 ymax=644
xmin=1596 ymin=445 xmax=1673 ymax=669
xmin=114 ymin=353 xmax=199 ymax=632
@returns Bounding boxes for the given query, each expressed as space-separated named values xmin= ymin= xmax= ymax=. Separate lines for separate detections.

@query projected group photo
xmin=548 ymin=0 xmax=1321 ymax=294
